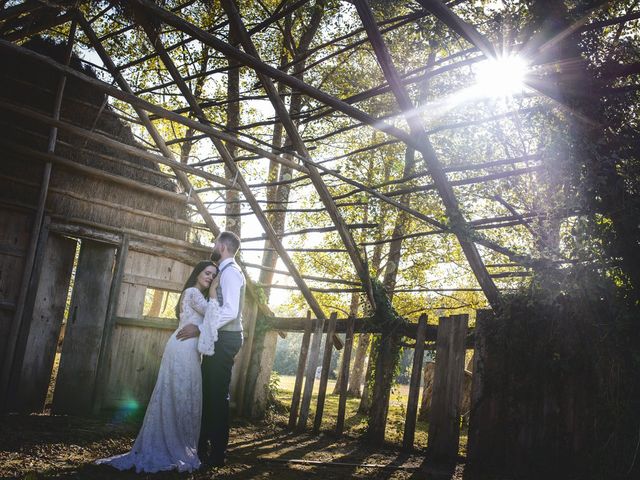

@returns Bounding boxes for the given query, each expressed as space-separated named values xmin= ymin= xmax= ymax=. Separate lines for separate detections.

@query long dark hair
xmin=175 ymin=261 xmax=215 ymax=319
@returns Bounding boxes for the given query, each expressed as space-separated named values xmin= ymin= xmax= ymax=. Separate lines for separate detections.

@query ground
xmin=0 ymin=414 xmax=478 ymax=480
xmin=1 ymin=375 xmax=491 ymax=479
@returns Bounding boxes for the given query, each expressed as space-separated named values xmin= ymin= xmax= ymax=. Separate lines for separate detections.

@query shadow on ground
xmin=0 ymin=414 xmax=508 ymax=479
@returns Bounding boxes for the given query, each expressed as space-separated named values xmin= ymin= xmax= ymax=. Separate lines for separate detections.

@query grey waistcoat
xmin=216 ymin=261 xmax=245 ymax=332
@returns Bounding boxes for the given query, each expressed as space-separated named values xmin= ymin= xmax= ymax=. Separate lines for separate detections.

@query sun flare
xmin=475 ymin=55 xmax=529 ymax=96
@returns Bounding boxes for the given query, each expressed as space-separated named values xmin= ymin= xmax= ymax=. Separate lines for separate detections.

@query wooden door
xmin=52 ymin=240 xmax=115 ymax=415
xmin=15 ymin=233 xmax=76 ymax=412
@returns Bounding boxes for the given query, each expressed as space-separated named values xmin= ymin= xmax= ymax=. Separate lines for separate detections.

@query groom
xmin=177 ymin=231 xmax=245 ymax=467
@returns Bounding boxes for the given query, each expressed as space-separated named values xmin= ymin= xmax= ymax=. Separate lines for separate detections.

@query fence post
xmin=427 ymin=314 xmax=468 ymax=462
xmin=288 ymin=310 xmax=313 ymax=429
xmin=336 ymin=315 xmax=356 ymax=435
xmin=297 ymin=315 xmax=325 ymax=431
xmin=313 ymin=312 xmax=337 ymax=433
xmin=403 ymin=313 xmax=428 ymax=449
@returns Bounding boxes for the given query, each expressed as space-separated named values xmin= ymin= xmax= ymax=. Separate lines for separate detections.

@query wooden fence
xmin=275 ymin=311 xmax=471 ymax=458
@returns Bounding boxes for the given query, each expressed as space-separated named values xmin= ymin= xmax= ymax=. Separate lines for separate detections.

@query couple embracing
xmin=97 ymin=231 xmax=244 ymax=473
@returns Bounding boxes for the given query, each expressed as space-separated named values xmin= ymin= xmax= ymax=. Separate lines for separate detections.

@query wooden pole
xmin=336 ymin=314 xmax=356 ymax=435
xmin=427 ymin=314 xmax=469 ymax=463
xmin=288 ymin=311 xmax=313 ymax=430
xmin=92 ymin=234 xmax=129 ymax=413
xmin=353 ymin=0 xmax=501 ymax=308
xmin=297 ymin=316 xmax=325 ymax=431
xmin=313 ymin=312 xmax=338 ymax=433
xmin=402 ymin=313 xmax=429 ymax=450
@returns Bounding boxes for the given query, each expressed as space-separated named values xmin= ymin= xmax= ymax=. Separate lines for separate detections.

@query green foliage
xmin=366 ymin=278 xmax=408 ymax=332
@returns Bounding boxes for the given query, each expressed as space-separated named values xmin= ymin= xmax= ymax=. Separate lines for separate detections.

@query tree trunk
xmin=364 ymin=53 xmax=435 ymax=443
xmin=225 ymin=21 xmax=241 ymax=236
xmin=366 ymin=331 xmax=402 ymax=443
xmin=147 ymin=289 xmax=164 ymax=317
xmin=179 ymin=48 xmax=209 ymax=164
xmin=243 ymin=4 xmax=326 ymax=418
xmin=348 ymin=333 xmax=370 ymax=397
xmin=418 ymin=361 xmax=435 ymax=420
xmin=332 ymin=291 xmax=359 ymax=394
xmin=357 ymin=345 xmax=373 ymax=413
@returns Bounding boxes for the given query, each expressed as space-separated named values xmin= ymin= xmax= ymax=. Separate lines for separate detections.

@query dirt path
xmin=0 ymin=414 xmax=486 ymax=479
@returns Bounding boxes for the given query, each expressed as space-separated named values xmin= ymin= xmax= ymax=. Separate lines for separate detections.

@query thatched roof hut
xmin=0 ymin=36 xmax=189 ymax=242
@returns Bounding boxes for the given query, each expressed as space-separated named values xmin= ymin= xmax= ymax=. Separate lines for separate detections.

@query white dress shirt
xmin=215 ymin=258 xmax=244 ymax=331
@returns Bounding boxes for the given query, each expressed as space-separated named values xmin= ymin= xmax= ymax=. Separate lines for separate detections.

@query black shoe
xmin=198 ymin=440 xmax=211 ymax=462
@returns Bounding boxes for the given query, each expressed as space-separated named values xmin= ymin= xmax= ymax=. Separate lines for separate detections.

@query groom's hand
xmin=176 ymin=323 xmax=199 ymax=341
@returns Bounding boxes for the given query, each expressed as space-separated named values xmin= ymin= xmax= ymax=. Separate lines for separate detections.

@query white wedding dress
xmin=96 ymin=287 xmax=219 ymax=473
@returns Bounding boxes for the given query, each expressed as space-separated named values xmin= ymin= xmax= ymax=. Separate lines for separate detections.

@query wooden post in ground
xmin=297 ymin=316 xmax=325 ymax=431
xmin=288 ymin=311 xmax=312 ymax=429
xmin=336 ymin=315 xmax=356 ymax=435
xmin=427 ymin=314 xmax=468 ymax=463
xmin=313 ymin=312 xmax=338 ymax=433
xmin=403 ymin=313 xmax=428 ymax=450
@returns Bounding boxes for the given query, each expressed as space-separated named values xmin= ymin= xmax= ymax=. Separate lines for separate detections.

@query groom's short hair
xmin=218 ymin=231 xmax=241 ymax=255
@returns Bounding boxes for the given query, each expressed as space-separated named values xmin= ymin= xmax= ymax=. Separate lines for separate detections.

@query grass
xmin=272 ymin=374 xmax=449 ymax=451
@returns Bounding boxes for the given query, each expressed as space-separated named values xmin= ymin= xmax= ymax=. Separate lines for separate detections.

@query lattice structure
xmin=1 ymin=0 xmax=638 ymax=417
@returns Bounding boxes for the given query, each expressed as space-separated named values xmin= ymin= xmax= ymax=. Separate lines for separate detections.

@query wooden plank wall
xmin=0 ymin=208 xmax=32 ymax=369
xmin=427 ymin=314 xmax=469 ymax=462
xmin=102 ymin=250 xmax=190 ymax=410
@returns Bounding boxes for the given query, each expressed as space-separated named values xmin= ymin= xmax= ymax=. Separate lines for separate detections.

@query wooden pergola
xmin=1 ymin=0 xmax=637 ymax=451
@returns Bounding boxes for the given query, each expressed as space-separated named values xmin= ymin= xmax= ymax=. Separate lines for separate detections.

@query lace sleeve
xmin=198 ymin=300 xmax=220 ymax=356
xmin=183 ymin=287 xmax=208 ymax=316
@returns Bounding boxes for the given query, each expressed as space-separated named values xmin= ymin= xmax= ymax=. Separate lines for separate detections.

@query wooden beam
xmin=242 ymin=261 xmax=360 ymax=286
xmin=0 ymin=38 xmax=531 ymax=268
xmin=354 ymin=0 xmax=500 ymax=308
xmin=4 ymin=10 xmax=74 ymax=42
xmin=0 ymin=1 xmax=45 ymax=23
xmin=0 ymin=100 xmax=238 ymax=190
xmin=414 ymin=0 xmax=496 ymax=59
xmin=0 ymin=139 xmax=187 ymax=203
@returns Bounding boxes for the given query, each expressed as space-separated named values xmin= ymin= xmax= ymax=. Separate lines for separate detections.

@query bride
xmin=96 ymin=261 xmax=219 ymax=473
